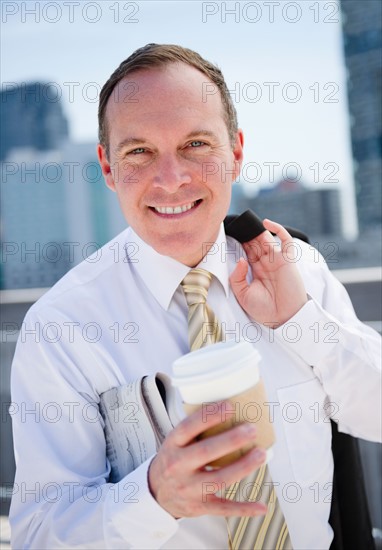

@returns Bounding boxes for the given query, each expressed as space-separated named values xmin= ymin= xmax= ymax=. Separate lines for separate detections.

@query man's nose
xmin=151 ymin=154 xmax=192 ymax=192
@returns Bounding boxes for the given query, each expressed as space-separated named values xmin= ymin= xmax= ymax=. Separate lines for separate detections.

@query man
xmin=10 ymin=44 xmax=381 ymax=549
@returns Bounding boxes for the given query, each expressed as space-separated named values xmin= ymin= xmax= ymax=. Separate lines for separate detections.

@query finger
xmin=262 ymin=218 xmax=293 ymax=247
xmin=184 ymin=422 xmax=258 ymax=470
xmin=229 ymin=257 xmax=249 ymax=299
xmin=241 ymin=239 xmax=263 ymax=263
xmin=204 ymin=446 xmax=267 ymax=488
xmin=170 ymin=400 xmax=237 ymax=447
xmin=242 ymin=230 xmax=278 ymax=263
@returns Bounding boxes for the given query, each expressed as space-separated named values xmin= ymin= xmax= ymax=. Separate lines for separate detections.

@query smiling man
xmin=98 ymin=61 xmax=242 ymax=267
xmin=10 ymin=44 xmax=381 ymax=549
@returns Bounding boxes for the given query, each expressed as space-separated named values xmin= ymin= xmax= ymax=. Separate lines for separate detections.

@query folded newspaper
xmin=99 ymin=373 xmax=183 ymax=483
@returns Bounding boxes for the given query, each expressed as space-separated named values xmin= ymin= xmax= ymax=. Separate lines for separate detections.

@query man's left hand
xmin=229 ymin=218 xmax=308 ymax=327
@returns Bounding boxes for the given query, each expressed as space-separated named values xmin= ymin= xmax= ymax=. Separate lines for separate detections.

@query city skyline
xmin=1 ymin=0 xmax=359 ymax=236
xmin=341 ymin=0 xmax=382 ymax=232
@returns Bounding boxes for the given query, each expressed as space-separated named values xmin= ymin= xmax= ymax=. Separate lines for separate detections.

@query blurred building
xmin=230 ymin=179 xmax=382 ymax=269
xmin=230 ymin=179 xmax=342 ymax=238
xmin=230 ymin=182 xmax=250 ymax=216
xmin=1 ymin=148 xmax=70 ymax=289
xmin=0 ymin=82 xmax=69 ymax=161
xmin=340 ymin=0 xmax=382 ymax=232
xmin=0 ymin=144 xmax=126 ymax=289
xmin=0 ymin=79 xmax=127 ymax=289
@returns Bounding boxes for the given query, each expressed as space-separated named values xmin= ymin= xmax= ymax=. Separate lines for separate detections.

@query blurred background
xmin=0 ymin=0 xmax=381 ymax=547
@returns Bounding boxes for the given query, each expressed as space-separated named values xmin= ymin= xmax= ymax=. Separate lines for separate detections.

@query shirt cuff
xmin=273 ymin=296 xmax=339 ymax=365
xmin=105 ymin=455 xmax=178 ymax=548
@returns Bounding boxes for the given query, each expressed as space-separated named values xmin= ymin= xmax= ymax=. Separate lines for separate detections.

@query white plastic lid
xmin=172 ymin=340 xmax=261 ymax=404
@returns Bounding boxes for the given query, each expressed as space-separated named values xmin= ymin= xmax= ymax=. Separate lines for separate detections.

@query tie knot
xmin=181 ymin=268 xmax=212 ymax=306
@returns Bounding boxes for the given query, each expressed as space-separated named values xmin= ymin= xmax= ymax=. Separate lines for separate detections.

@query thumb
xmin=229 ymin=257 xmax=249 ymax=303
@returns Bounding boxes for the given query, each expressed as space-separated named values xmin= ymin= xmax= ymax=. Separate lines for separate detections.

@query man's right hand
xmin=148 ymin=401 xmax=268 ymax=519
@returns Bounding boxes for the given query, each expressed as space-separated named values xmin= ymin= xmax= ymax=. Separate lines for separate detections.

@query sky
xmin=1 ymin=0 xmax=358 ymax=236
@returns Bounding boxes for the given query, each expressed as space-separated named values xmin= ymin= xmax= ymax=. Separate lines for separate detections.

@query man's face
xmin=98 ymin=62 xmax=244 ymax=266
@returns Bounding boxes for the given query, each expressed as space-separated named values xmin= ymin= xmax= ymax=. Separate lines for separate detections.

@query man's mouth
xmin=151 ymin=200 xmax=201 ymax=215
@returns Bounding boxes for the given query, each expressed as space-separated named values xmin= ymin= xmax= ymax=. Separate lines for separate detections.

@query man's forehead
xmin=105 ymin=63 xmax=221 ymax=113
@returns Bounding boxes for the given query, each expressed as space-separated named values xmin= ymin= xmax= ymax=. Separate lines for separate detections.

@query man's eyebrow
xmin=185 ymin=130 xmax=219 ymax=141
xmin=114 ymin=138 xmax=146 ymax=155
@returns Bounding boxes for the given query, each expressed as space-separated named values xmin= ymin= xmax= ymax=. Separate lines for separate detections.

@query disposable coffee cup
xmin=172 ymin=340 xmax=275 ymax=467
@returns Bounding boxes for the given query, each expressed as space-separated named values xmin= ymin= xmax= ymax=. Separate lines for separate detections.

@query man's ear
xmin=232 ymin=129 xmax=244 ymax=181
xmin=97 ymin=144 xmax=116 ymax=192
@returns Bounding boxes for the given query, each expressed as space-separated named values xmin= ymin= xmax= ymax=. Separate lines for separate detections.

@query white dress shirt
xmin=10 ymin=224 xmax=381 ymax=549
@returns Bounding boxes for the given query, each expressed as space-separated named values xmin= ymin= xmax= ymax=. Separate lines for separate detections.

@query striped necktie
xmin=181 ymin=268 xmax=223 ymax=351
xmin=181 ymin=268 xmax=292 ymax=550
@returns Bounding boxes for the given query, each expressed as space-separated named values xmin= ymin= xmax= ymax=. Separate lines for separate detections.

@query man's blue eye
xmin=131 ymin=148 xmax=145 ymax=154
xmin=189 ymin=141 xmax=204 ymax=147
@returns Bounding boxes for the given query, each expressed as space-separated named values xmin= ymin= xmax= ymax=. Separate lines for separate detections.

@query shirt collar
xmin=127 ymin=224 xmax=230 ymax=310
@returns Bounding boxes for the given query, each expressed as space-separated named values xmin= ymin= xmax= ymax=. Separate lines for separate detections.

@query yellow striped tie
xmin=181 ymin=268 xmax=223 ymax=350
xmin=181 ymin=268 xmax=292 ymax=550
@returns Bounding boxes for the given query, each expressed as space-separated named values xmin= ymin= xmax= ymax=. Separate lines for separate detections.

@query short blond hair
xmin=98 ymin=43 xmax=238 ymax=156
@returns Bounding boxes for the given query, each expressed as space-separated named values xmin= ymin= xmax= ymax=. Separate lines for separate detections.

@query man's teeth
xmin=154 ymin=202 xmax=196 ymax=214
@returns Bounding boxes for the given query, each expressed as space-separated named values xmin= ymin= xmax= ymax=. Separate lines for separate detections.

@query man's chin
xmin=150 ymin=234 xmax=206 ymax=266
